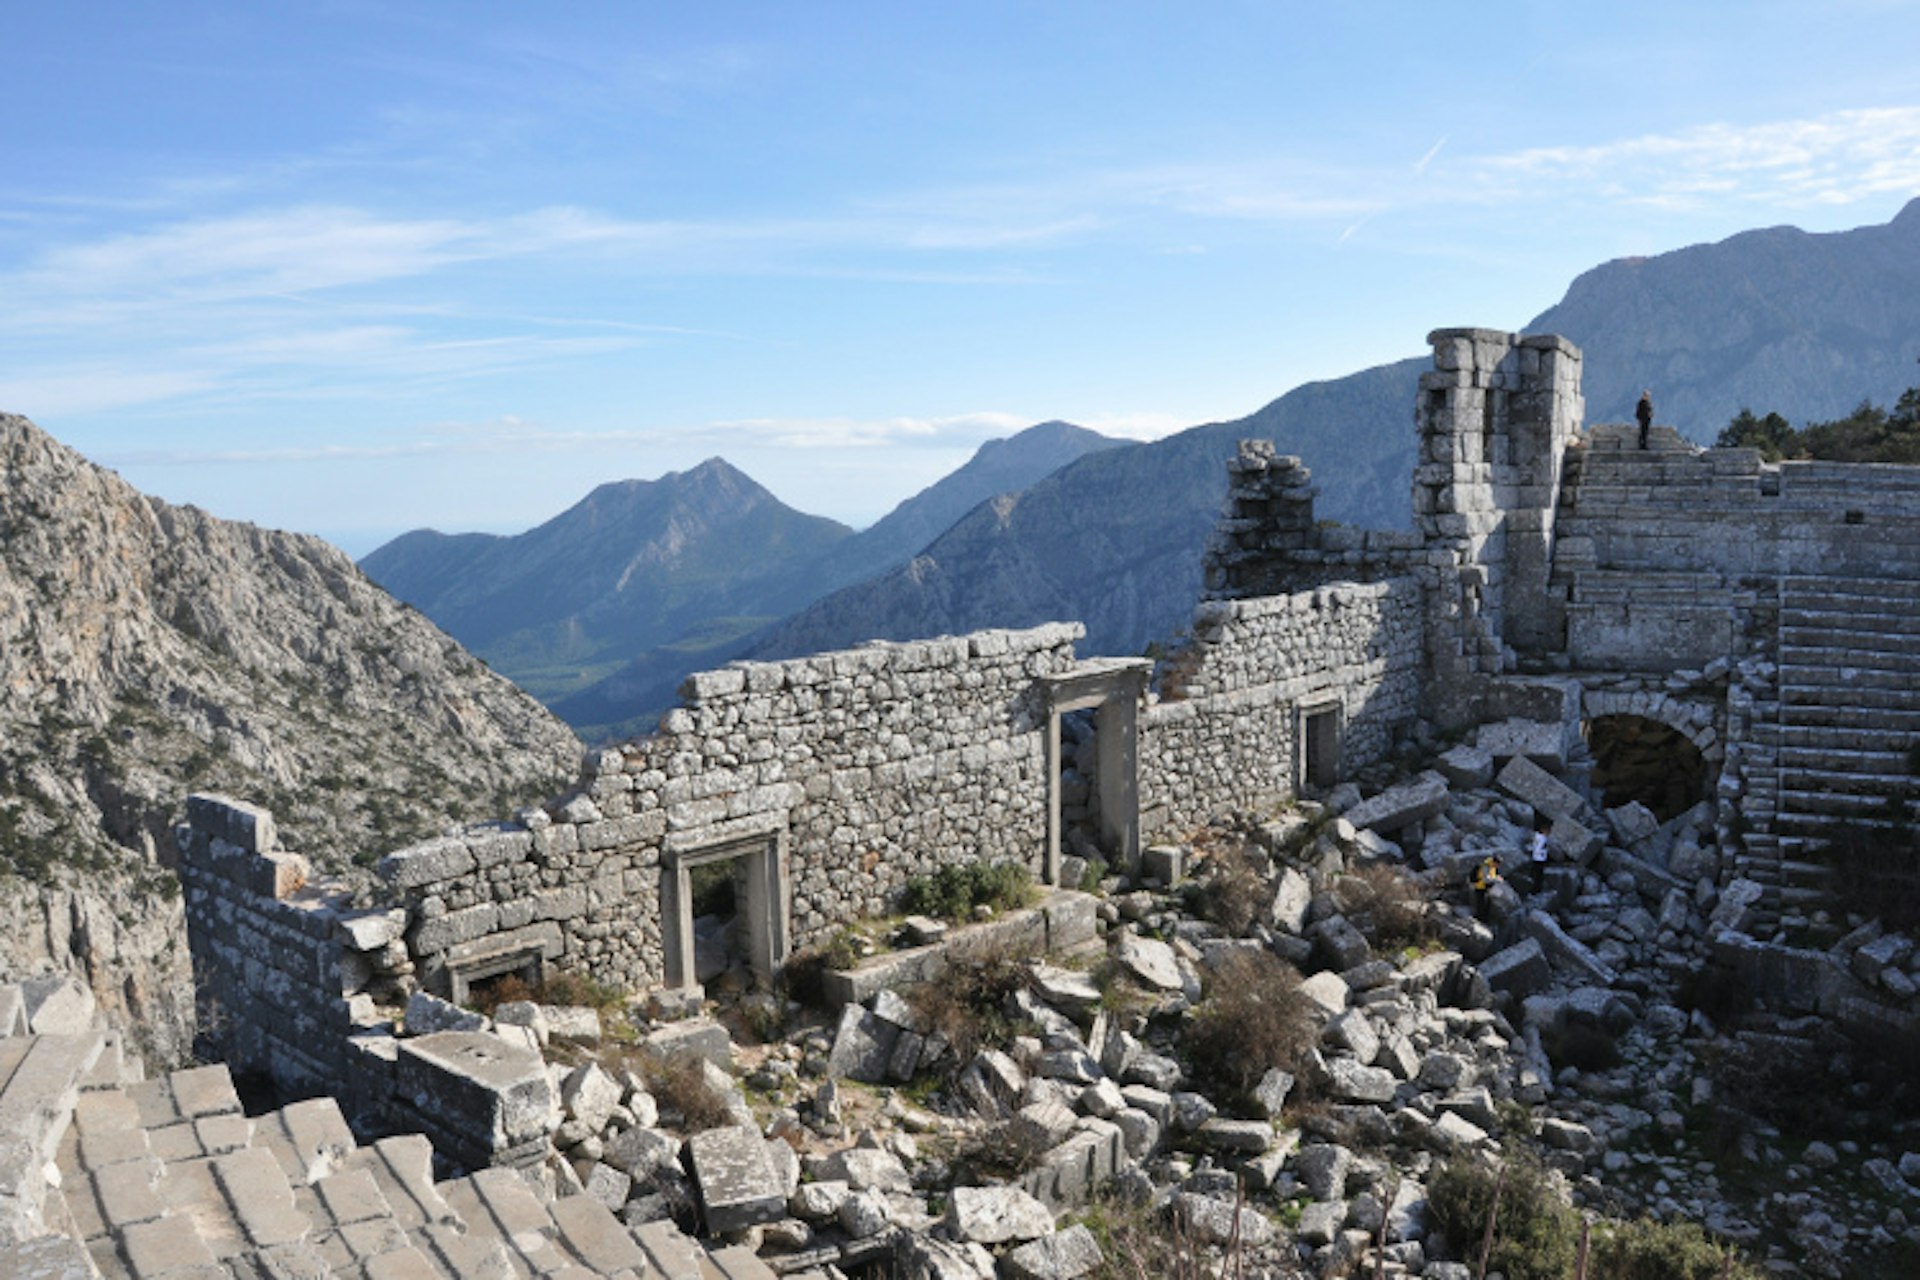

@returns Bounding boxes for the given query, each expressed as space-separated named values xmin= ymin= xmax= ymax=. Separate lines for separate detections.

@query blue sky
xmin=6 ymin=2 xmax=1919 ymax=556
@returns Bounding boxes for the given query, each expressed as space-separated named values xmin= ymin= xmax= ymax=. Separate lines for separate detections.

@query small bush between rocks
xmin=1339 ymin=862 xmax=1439 ymax=953
xmin=901 ymin=859 xmax=1038 ymax=921
xmin=950 ymin=1121 xmax=1049 ymax=1184
xmin=905 ymin=939 xmax=1033 ymax=1064
xmin=641 ymin=1050 xmax=738 ymax=1133
xmin=1183 ymin=949 xmax=1317 ymax=1105
xmin=1427 ymin=1152 xmax=1578 ymax=1280
xmin=1185 ymin=840 xmax=1266 ymax=936
xmin=1076 ymin=1191 xmax=1245 ymax=1280
xmin=1590 ymin=1216 xmax=1763 ymax=1279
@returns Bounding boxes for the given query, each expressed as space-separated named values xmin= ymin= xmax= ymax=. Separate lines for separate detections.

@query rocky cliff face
xmin=0 ymin=412 xmax=582 ymax=1055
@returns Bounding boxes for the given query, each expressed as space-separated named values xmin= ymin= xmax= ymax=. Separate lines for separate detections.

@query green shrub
xmin=1427 ymin=1152 xmax=1578 ymax=1280
xmin=1590 ymin=1216 xmax=1762 ymax=1279
xmin=1182 ymin=949 xmax=1317 ymax=1105
xmin=905 ymin=939 xmax=1032 ymax=1064
xmin=902 ymin=859 xmax=1037 ymax=921
xmin=1339 ymin=862 xmax=1439 ymax=952
xmin=1185 ymin=841 xmax=1265 ymax=936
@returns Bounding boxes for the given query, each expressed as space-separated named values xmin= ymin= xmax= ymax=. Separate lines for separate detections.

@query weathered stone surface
xmin=1494 ymin=756 xmax=1585 ymax=820
xmin=1251 ymin=1068 xmax=1295 ymax=1119
xmin=403 ymin=992 xmax=487 ymax=1036
xmin=1324 ymin=1058 xmax=1396 ymax=1104
xmin=561 ymin=1063 xmax=622 ymax=1132
xmin=1003 ymin=1223 xmax=1103 ymax=1280
xmin=1478 ymin=938 xmax=1550 ymax=998
xmin=946 ymin=1185 xmax=1054 ymax=1244
xmin=1114 ymin=933 xmax=1183 ymax=991
xmin=1709 ymin=878 xmax=1766 ymax=934
xmin=1525 ymin=911 xmax=1618 ymax=986
xmin=1300 ymin=970 xmax=1350 ymax=1017
xmin=1435 ymin=744 xmax=1494 ymax=790
xmin=1268 ymin=867 xmax=1313 ymax=934
xmin=1176 ymin=1192 xmax=1276 ymax=1246
xmin=688 ymin=1125 xmax=787 ymax=1233
xmin=1343 ymin=773 xmax=1449 ymax=835
xmin=827 ymin=1004 xmax=899 ymax=1083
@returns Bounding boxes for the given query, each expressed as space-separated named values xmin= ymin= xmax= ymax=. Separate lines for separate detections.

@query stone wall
xmin=1143 ymin=578 xmax=1426 ymax=834
xmin=176 ymin=794 xmax=402 ymax=1095
xmin=378 ymin=625 xmax=1081 ymax=998
xmin=1554 ymin=437 xmax=1920 ymax=671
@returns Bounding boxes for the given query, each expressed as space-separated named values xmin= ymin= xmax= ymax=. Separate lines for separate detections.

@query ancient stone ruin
xmin=7 ymin=326 xmax=1920 ymax=1277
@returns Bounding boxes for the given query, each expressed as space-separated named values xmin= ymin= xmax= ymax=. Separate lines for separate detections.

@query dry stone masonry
xmin=119 ymin=322 xmax=1920 ymax=1278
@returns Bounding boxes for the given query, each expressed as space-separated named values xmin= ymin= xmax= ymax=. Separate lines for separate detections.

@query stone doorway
xmin=1585 ymin=714 xmax=1707 ymax=821
xmin=662 ymin=830 xmax=789 ymax=994
xmin=1297 ymin=697 xmax=1343 ymax=793
xmin=1043 ymin=659 xmax=1152 ymax=882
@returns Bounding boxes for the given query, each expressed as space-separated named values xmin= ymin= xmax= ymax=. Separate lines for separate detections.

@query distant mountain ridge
xmin=1534 ymin=196 xmax=1920 ymax=433
xmin=365 ymin=422 xmax=1122 ymax=728
xmin=362 ymin=457 xmax=855 ymax=701
xmin=752 ymin=197 xmax=1920 ymax=669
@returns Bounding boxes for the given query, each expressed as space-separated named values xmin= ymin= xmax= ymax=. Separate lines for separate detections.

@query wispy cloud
xmin=93 ymin=409 xmax=1045 ymax=467
xmin=1468 ymin=107 xmax=1920 ymax=209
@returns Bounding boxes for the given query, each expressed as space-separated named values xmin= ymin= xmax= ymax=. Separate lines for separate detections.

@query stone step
xmin=341 ymin=1136 xmax=464 ymax=1235
xmin=1774 ymin=637 xmax=1912 ymax=675
xmin=550 ymin=1193 xmax=665 ymax=1278
xmin=1774 ymin=702 xmax=1920 ymax=732
xmin=1779 ymin=642 xmax=1920 ymax=674
xmin=1775 ymin=754 xmax=1917 ymax=788
xmin=1770 ymin=723 xmax=1920 ymax=755
xmin=1778 ymin=683 xmax=1920 ymax=713
xmin=439 ymin=1165 xmax=589 ymax=1277
xmin=1774 ymin=614 xmax=1912 ymax=640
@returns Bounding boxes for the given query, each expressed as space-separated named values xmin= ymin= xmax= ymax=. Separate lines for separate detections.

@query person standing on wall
xmin=1636 ymin=390 xmax=1654 ymax=449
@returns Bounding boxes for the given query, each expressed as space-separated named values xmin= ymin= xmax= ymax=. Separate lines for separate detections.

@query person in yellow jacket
xmin=1470 ymin=854 xmax=1502 ymax=918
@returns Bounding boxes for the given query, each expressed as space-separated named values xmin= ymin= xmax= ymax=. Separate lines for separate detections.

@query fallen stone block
xmin=1114 ymin=932 xmax=1183 ymax=991
xmin=21 ymin=976 xmax=97 ymax=1036
xmin=1342 ymin=774 xmax=1450 ymax=836
xmin=1435 ymin=744 xmax=1495 ymax=790
xmin=1175 ymin=1192 xmax=1276 ymax=1247
xmin=1003 ymin=1223 xmax=1103 ymax=1280
xmin=1477 ymin=719 xmax=1567 ymax=772
xmin=688 ymin=1125 xmax=787 ymax=1233
xmin=1478 ymin=939 xmax=1550 ymax=999
xmin=403 ymin=992 xmax=487 ymax=1036
xmin=945 ymin=1185 xmax=1054 ymax=1245
xmin=1324 ymin=1058 xmax=1396 ymax=1104
xmin=1525 ymin=913 xmax=1618 ymax=987
xmin=1311 ymin=915 xmax=1372 ymax=971
xmin=1299 ymin=971 xmax=1349 ymax=1018
xmin=1268 ymin=867 xmax=1313 ymax=935
xmin=826 ymin=1004 xmax=899 ymax=1084
xmin=1550 ymin=814 xmax=1603 ymax=865
xmin=1494 ymin=756 xmax=1585 ymax=821
xmin=1606 ymin=801 xmax=1661 ymax=849
xmin=1708 ymin=878 xmax=1766 ymax=935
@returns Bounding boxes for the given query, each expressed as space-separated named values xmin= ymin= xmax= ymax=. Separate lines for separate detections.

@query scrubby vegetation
xmin=905 ymin=939 xmax=1033 ymax=1064
xmin=901 ymin=859 xmax=1038 ymax=921
xmin=1182 ymin=949 xmax=1316 ymax=1104
xmin=1337 ymin=861 xmax=1439 ymax=953
xmin=1427 ymin=1152 xmax=1580 ymax=1280
xmin=1184 ymin=838 xmax=1267 ymax=936
xmin=1716 ymin=388 xmax=1920 ymax=464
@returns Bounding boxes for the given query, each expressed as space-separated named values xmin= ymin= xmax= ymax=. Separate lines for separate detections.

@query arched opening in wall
xmin=1585 ymin=715 xmax=1707 ymax=821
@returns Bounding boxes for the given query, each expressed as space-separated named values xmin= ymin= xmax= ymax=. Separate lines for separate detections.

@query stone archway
xmin=1580 ymin=690 xmax=1723 ymax=822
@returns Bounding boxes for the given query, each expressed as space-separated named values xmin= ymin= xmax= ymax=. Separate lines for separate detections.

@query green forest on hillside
xmin=1717 ymin=384 xmax=1920 ymax=463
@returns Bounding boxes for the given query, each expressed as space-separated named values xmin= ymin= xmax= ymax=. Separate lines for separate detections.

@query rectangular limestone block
xmin=1494 ymin=756 xmax=1585 ymax=822
xmin=687 ymin=1125 xmax=787 ymax=1233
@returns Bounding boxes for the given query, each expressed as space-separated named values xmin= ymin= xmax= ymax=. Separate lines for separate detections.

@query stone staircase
xmin=1748 ymin=575 xmax=1920 ymax=919
xmin=2 ymin=979 xmax=777 ymax=1280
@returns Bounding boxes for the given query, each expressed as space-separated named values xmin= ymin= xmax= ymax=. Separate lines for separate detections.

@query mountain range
xmin=366 ymin=197 xmax=1920 ymax=738
xmin=0 ymin=412 xmax=584 ymax=1050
